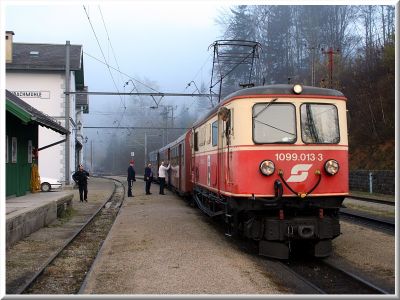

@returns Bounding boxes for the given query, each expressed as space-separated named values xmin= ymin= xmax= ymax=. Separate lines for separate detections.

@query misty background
xmin=4 ymin=4 xmax=395 ymax=174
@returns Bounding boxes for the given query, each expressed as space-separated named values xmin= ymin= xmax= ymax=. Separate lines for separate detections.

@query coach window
xmin=194 ymin=131 xmax=199 ymax=151
xmin=300 ymin=103 xmax=340 ymax=144
xmin=253 ymin=103 xmax=296 ymax=143
xmin=212 ymin=121 xmax=218 ymax=147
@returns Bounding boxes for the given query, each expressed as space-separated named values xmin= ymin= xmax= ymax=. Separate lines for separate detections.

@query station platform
xmin=6 ymin=191 xmax=74 ymax=249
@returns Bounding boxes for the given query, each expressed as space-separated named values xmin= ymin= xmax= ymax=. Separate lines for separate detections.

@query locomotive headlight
xmin=260 ymin=160 xmax=275 ymax=176
xmin=324 ymin=159 xmax=339 ymax=175
xmin=293 ymin=84 xmax=303 ymax=94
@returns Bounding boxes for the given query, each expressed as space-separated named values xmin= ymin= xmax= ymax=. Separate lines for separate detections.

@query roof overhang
xmin=6 ymin=90 xmax=69 ymax=135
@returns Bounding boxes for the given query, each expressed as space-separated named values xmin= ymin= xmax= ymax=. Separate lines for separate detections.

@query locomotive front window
xmin=253 ymin=103 xmax=296 ymax=144
xmin=300 ymin=103 xmax=340 ymax=144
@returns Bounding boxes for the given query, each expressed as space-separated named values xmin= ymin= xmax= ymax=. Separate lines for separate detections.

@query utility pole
xmin=144 ymin=132 xmax=147 ymax=166
xmin=91 ymin=139 xmax=93 ymax=173
xmin=310 ymin=46 xmax=316 ymax=86
xmin=321 ymin=47 xmax=340 ymax=89
xmin=65 ymin=41 xmax=71 ymax=185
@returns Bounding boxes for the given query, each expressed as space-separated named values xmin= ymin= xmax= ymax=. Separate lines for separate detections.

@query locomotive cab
xmin=191 ymin=84 xmax=348 ymax=259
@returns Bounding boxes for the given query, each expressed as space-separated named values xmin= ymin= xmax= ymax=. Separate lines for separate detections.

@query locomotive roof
xmin=220 ymin=84 xmax=345 ymax=102
xmin=193 ymin=84 xmax=345 ymax=128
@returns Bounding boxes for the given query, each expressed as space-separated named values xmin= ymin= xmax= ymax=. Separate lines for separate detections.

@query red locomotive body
xmin=149 ymin=84 xmax=348 ymax=259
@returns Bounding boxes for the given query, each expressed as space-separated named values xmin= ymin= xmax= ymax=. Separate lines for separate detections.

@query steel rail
xmin=347 ymin=195 xmax=395 ymax=206
xmin=322 ymin=260 xmax=391 ymax=294
xmin=18 ymin=177 xmax=123 ymax=294
xmin=282 ymin=259 xmax=391 ymax=294
xmin=340 ymin=209 xmax=395 ymax=227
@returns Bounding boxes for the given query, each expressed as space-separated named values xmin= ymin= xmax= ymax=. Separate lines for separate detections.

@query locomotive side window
xmin=252 ymin=103 xmax=296 ymax=144
xmin=300 ymin=103 xmax=340 ymax=144
xmin=212 ymin=121 xmax=218 ymax=147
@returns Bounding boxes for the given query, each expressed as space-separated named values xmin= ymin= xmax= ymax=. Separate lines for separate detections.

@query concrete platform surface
xmin=6 ymin=191 xmax=73 ymax=217
xmin=80 ymin=179 xmax=284 ymax=295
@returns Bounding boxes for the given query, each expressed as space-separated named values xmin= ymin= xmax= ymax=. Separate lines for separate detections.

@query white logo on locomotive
xmin=286 ymin=164 xmax=313 ymax=183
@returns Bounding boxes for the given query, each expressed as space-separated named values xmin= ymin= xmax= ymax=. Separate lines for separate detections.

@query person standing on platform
xmin=127 ymin=160 xmax=136 ymax=197
xmin=144 ymin=163 xmax=154 ymax=195
xmin=158 ymin=160 xmax=170 ymax=195
xmin=72 ymin=164 xmax=90 ymax=202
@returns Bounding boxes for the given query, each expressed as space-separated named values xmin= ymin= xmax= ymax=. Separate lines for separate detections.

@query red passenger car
xmin=149 ymin=84 xmax=348 ymax=259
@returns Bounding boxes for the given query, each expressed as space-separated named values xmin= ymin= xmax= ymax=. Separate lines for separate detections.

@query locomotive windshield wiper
xmin=305 ymin=103 xmax=321 ymax=143
xmin=254 ymin=119 xmax=296 ymax=136
xmin=253 ymin=98 xmax=278 ymax=118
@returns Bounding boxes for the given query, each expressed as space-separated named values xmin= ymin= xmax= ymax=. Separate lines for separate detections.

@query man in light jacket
xmin=158 ymin=161 xmax=170 ymax=195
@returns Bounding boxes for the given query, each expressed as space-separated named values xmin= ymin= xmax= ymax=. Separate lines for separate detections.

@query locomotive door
xmin=178 ymin=143 xmax=182 ymax=191
xmin=167 ymin=148 xmax=171 ymax=186
xmin=217 ymin=107 xmax=229 ymax=193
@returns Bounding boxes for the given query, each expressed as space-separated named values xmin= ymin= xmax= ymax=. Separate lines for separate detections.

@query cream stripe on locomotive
xmin=194 ymin=182 xmax=349 ymax=198
xmin=193 ymin=145 xmax=348 ymax=156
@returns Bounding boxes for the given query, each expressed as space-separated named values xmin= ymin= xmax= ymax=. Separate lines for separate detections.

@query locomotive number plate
xmin=274 ymin=153 xmax=324 ymax=162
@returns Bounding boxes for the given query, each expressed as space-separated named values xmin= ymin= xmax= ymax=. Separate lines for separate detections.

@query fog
xmin=5 ymin=3 xmax=394 ymax=174
xmin=5 ymin=2 xmax=229 ymax=175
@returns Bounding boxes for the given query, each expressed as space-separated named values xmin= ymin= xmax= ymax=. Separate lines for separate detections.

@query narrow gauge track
xmin=21 ymin=177 xmax=125 ymax=294
xmin=193 ymin=203 xmax=391 ymax=294
xmin=347 ymin=195 xmax=395 ymax=206
xmin=339 ymin=208 xmax=394 ymax=235
xmin=282 ymin=255 xmax=390 ymax=294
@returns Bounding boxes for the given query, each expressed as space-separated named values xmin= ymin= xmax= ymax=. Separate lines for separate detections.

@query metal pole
xmin=65 ymin=41 xmax=71 ymax=185
xmin=369 ymin=172 xmax=373 ymax=194
xmin=144 ymin=132 xmax=147 ymax=166
xmin=91 ymin=139 xmax=93 ymax=172
xmin=311 ymin=46 xmax=315 ymax=86
xmin=165 ymin=106 xmax=168 ymax=144
xmin=329 ymin=47 xmax=333 ymax=89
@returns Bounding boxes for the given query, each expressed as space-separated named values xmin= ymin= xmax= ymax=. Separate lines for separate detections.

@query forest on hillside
xmin=215 ymin=5 xmax=395 ymax=170
xmin=90 ymin=5 xmax=395 ymax=174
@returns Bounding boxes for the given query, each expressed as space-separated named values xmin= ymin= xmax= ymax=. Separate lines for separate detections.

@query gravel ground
xmin=6 ymin=178 xmax=395 ymax=295
xmin=81 ymin=179 xmax=285 ymax=295
xmin=6 ymin=178 xmax=115 ymax=294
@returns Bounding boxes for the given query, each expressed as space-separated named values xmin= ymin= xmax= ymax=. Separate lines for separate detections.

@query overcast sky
xmin=3 ymin=1 xmax=233 ymax=125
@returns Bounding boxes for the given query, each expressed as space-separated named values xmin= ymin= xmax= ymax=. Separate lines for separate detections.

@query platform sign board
xmin=131 ymin=152 xmax=135 ymax=157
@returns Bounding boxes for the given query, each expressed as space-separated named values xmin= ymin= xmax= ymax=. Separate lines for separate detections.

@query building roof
xmin=6 ymin=90 xmax=69 ymax=135
xmin=6 ymin=43 xmax=82 ymax=71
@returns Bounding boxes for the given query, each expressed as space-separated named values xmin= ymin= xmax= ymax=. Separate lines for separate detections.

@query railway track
xmin=20 ymin=177 xmax=125 ymax=294
xmin=347 ymin=195 xmax=395 ymax=206
xmin=281 ymin=257 xmax=390 ymax=294
xmin=339 ymin=208 xmax=395 ymax=235
xmin=197 ymin=205 xmax=392 ymax=294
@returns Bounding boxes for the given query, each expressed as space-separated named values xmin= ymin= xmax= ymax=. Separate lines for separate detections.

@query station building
xmin=6 ymin=90 xmax=69 ymax=197
xmin=5 ymin=31 xmax=89 ymax=186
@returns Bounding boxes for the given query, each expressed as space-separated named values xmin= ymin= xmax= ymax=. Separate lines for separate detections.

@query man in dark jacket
xmin=144 ymin=163 xmax=153 ymax=195
xmin=72 ymin=164 xmax=90 ymax=202
xmin=127 ymin=160 xmax=136 ymax=197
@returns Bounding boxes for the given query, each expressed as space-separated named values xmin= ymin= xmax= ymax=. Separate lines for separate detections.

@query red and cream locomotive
xmin=149 ymin=83 xmax=348 ymax=259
